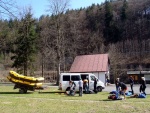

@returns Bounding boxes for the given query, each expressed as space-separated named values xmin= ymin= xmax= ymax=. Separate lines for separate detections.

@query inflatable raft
xmin=7 ymin=71 xmax=45 ymax=93
xmin=7 ymin=71 xmax=44 ymax=87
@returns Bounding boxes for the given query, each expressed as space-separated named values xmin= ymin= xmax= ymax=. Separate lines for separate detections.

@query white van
xmin=58 ymin=73 xmax=105 ymax=92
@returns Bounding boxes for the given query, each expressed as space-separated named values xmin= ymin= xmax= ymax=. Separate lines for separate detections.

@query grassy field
xmin=0 ymin=85 xmax=150 ymax=113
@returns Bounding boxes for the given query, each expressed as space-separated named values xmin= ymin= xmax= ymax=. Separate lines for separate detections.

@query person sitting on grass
xmin=69 ymin=80 xmax=76 ymax=96
xmin=118 ymin=81 xmax=127 ymax=100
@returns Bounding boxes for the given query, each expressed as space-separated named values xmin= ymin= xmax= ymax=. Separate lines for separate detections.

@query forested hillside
xmin=0 ymin=0 xmax=149 ymax=82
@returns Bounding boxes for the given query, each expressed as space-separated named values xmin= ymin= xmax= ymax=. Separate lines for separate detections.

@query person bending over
xmin=118 ymin=82 xmax=127 ymax=99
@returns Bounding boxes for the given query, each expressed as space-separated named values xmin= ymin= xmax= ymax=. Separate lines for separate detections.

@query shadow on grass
xmin=101 ymin=99 xmax=120 ymax=101
xmin=39 ymin=91 xmax=90 ymax=94
xmin=0 ymin=92 xmax=33 ymax=94
xmin=38 ymin=91 xmax=65 ymax=94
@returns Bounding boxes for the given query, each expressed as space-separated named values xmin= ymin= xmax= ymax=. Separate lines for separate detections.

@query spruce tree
xmin=120 ymin=0 xmax=128 ymax=41
xmin=11 ymin=11 xmax=37 ymax=75
xmin=103 ymin=0 xmax=113 ymax=45
xmin=120 ymin=0 xmax=128 ymax=22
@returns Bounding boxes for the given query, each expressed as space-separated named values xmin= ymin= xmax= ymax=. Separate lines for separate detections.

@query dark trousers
xmin=79 ymin=87 xmax=82 ymax=96
xmin=94 ymin=85 xmax=97 ymax=93
xmin=140 ymin=85 xmax=146 ymax=95
xmin=130 ymin=84 xmax=134 ymax=94
xmin=69 ymin=90 xmax=73 ymax=96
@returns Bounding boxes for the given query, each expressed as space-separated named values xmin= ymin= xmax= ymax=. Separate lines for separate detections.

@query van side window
xmin=71 ymin=75 xmax=80 ymax=81
xmin=63 ymin=75 xmax=70 ymax=81
xmin=90 ymin=76 xmax=95 ymax=81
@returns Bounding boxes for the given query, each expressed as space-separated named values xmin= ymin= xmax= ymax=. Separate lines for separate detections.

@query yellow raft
xmin=7 ymin=71 xmax=44 ymax=87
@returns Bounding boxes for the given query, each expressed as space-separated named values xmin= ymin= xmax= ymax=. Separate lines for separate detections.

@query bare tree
xmin=0 ymin=0 xmax=17 ymax=18
xmin=38 ymin=16 xmax=56 ymax=77
xmin=0 ymin=0 xmax=17 ymax=58
xmin=47 ymin=0 xmax=70 ymax=84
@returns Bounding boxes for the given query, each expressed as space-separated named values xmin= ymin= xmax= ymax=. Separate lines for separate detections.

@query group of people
xmin=68 ymin=75 xmax=147 ymax=98
xmin=68 ymin=77 xmax=98 ymax=96
xmin=68 ymin=79 xmax=83 ymax=96
xmin=115 ymin=76 xmax=147 ymax=99
xmin=83 ymin=77 xmax=98 ymax=94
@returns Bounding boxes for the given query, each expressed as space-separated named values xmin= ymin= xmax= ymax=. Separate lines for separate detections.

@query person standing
xmin=106 ymin=76 xmax=110 ymax=86
xmin=94 ymin=78 xmax=97 ymax=93
xmin=115 ymin=78 xmax=120 ymax=91
xmin=129 ymin=76 xmax=134 ymax=95
xmin=78 ymin=78 xmax=83 ymax=96
xmin=83 ymin=79 xmax=88 ymax=94
xmin=140 ymin=77 xmax=146 ymax=95
xmin=115 ymin=78 xmax=120 ymax=99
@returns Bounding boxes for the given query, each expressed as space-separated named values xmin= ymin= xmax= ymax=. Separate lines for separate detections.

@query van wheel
xmin=97 ymin=86 xmax=102 ymax=92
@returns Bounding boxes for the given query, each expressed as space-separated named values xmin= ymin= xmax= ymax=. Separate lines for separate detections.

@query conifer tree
xmin=103 ymin=0 xmax=113 ymax=45
xmin=120 ymin=0 xmax=128 ymax=22
xmin=11 ymin=10 xmax=37 ymax=75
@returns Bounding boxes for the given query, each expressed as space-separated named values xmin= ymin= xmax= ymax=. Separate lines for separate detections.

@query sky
xmin=15 ymin=0 xmax=105 ymax=18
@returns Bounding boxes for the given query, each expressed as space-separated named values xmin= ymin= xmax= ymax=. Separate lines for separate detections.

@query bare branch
xmin=47 ymin=0 xmax=70 ymax=15
xmin=0 ymin=0 xmax=18 ymax=18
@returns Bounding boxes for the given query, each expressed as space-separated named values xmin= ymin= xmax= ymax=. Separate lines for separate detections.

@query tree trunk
xmin=56 ymin=62 xmax=60 ymax=85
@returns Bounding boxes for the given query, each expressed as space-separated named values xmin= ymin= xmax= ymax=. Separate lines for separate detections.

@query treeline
xmin=0 ymin=0 xmax=150 ymax=80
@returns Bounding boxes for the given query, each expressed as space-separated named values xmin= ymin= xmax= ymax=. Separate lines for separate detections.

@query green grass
xmin=0 ymin=85 xmax=150 ymax=113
